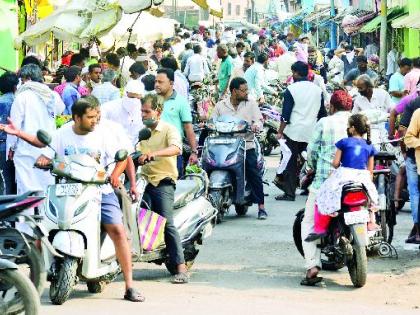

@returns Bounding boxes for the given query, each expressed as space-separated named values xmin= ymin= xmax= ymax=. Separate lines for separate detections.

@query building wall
xmin=223 ymin=0 xmax=249 ymax=20
xmin=403 ymin=0 xmax=420 ymax=58
xmin=0 ymin=0 xmax=18 ymax=72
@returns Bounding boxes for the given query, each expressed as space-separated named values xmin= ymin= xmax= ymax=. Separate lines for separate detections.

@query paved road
xmin=40 ymin=154 xmax=420 ymax=315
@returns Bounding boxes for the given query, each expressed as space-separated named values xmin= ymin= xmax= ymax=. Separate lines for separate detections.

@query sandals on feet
xmin=124 ymin=288 xmax=146 ymax=302
xmin=172 ymin=272 xmax=189 ymax=284
xmin=300 ymin=276 xmax=323 ymax=286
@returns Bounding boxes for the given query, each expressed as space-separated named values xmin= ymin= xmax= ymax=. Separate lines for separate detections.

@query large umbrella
xmin=15 ymin=0 xmax=164 ymax=47
xmin=100 ymin=11 xmax=176 ymax=48
xmin=192 ymin=0 xmax=223 ymax=18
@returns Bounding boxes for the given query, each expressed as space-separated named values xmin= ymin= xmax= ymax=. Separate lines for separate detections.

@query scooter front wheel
xmin=49 ymin=257 xmax=78 ymax=305
xmin=209 ymin=189 xmax=224 ymax=224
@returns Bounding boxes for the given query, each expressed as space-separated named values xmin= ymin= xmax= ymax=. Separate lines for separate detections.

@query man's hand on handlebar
xmin=138 ymin=152 xmax=156 ymax=165
xmin=34 ymin=154 xmax=52 ymax=168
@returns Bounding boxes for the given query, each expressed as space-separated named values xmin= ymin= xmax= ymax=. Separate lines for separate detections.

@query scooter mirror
xmin=114 ymin=149 xmax=128 ymax=162
xmin=138 ymin=128 xmax=152 ymax=142
xmin=37 ymin=129 xmax=52 ymax=145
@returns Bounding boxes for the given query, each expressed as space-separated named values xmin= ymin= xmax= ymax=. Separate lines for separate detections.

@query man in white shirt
xmin=183 ymin=45 xmax=210 ymax=83
xmin=275 ymin=61 xmax=327 ymax=201
xmin=352 ymin=74 xmax=392 ymax=114
xmin=1 ymin=97 xmax=145 ymax=302
xmin=269 ymin=46 xmax=297 ymax=83
xmin=244 ymin=52 xmax=277 ymax=104
xmin=91 ymin=69 xmax=120 ymax=105
xmin=101 ymin=80 xmax=144 ymax=147
xmin=7 ymin=64 xmax=64 ymax=194
xmin=120 ymin=43 xmax=138 ymax=85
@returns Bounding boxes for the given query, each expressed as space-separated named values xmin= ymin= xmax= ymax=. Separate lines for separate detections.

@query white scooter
xmin=35 ymin=130 xmax=128 ymax=305
xmin=125 ymin=128 xmax=217 ymax=274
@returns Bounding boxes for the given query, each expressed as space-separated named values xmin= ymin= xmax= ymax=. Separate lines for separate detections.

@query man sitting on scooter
xmin=0 ymin=97 xmax=146 ymax=302
xmin=211 ymin=77 xmax=267 ymax=220
xmin=137 ymin=94 xmax=189 ymax=284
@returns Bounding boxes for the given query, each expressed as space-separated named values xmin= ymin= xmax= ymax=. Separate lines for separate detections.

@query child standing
xmin=306 ymin=114 xmax=379 ymax=241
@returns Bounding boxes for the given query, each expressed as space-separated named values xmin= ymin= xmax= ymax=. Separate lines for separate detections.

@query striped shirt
xmin=307 ymin=111 xmax=350 ymax=190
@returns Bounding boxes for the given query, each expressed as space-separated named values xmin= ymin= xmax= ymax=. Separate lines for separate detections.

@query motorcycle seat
xmin=174 ymin=179 xmax=200 ymax=209
xmin=342 ymin=182 xmax=365 ymax=193
xmin=374 ymin=151 xmax=396 ymax=161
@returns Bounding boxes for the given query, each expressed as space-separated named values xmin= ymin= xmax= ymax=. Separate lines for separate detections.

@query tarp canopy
xmin=100 ymin=12 xmax=176 ymax=49
xmin=360 ymin=7 xmax=404 ymax=33
xmin=192 ymin=0 xmax=223 ymax=18
xmin=15 ymin=0 xmax=163 ymax=47
xmin=392 ymin=12 xmax=420 ymax=30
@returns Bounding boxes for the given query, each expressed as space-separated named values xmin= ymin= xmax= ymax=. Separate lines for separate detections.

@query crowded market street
xmin=39 ymin=154 xmax=420 ymax=315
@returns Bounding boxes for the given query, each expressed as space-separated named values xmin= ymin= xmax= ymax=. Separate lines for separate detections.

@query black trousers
xmin=144 ymin=180 xmax=185 ymax=266
xmin=245 ymin=149 xmax=264 ymax=205
xmin=282 ymin=136 xmax=307 ymax=198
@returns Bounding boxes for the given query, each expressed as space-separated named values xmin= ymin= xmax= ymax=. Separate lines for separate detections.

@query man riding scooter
xmin=0 ymin=97 xmax=146 ymax=302
xmin=211 ymin=77 xmax=267 ymax=220
xmin=137 ymin=94 xmax=189 ymax=284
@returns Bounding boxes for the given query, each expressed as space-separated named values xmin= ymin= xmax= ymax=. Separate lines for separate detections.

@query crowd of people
xmin=0 ymin=23 xmax=420 ymax=293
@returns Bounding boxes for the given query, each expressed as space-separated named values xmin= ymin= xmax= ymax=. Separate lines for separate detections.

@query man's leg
xmin=277 ymin=137 xmax=299 ymax=199
xmin=245 ymin=149 xmax=266 ymax=218
xmin=145 ymin=183 xmax=186 ymax=273
xmin=101 ymin=192 xmax=144 ymax=301
xmin=405 ymin=157 xmax=420 ymax=241
xmin=301 ymin=189 xmax=322 ymax=274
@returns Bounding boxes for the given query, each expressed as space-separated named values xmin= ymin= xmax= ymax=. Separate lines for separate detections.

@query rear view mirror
xmin=114 ymin=149 xmax=128 ymax=162
xmin=138 ymin=128 xmax=152 ymax=142
xmin=37 ymin=130 xmax=52 ymax=146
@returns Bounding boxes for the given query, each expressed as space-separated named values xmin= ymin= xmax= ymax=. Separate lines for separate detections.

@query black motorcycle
xmin=293 ymin=183 xmax=369 ymax=287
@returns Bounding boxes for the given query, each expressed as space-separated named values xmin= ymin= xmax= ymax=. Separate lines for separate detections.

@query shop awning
xmin=392 ymin=12 xmax=420 ymax=29
xmin=360 ymin=7 xmax=404 ymax=33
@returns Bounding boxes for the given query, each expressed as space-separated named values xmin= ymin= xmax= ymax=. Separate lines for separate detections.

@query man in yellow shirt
xmin=137 ymin=94 xmax=189 ymax=283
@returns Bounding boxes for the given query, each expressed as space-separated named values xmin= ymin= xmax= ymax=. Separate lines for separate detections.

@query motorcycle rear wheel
xmin=235 ymin=204 xmax=248 ymax=216
xmin=347 ymin=245 xmax=367 ymax=288
xmin=0 ymin=268 xmax=40 ymax=315
xmin=49 ymin=257 xmax=78 ymax=305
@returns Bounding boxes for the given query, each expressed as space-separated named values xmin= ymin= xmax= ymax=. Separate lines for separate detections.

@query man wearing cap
xmin=101 ymin=80 xmax=144 ymax=147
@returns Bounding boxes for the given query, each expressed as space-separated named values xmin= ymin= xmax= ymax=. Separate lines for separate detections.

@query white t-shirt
xmin=101 ymin=97 xmax=143 ymax=147
xmin=51 ymin=120 xmax=132 ymax=193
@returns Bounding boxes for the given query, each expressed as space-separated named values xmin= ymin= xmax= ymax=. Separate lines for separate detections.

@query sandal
xmin=300 ymin=276 xmax=323 ymax=286
xmin=124 ymin=288 xmax=146 ymax=302
xmin=172 ymin=272 xmax=189 ymax=284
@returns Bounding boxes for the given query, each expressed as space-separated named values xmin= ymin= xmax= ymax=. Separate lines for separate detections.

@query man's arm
xmin=306 ymin=120 xmax=323 ymax=171
xmin=404 ymin=110 xmax=420 ymax=149
xmin=109 ymin=159 xmax=128 ymax=188
xmin=277 ymin=89 xmax=294 ymax=138
xmin=388 ymin=108 xmax=398 ymax=138
xmin=1 ymin=118 xmax=45 ymax=148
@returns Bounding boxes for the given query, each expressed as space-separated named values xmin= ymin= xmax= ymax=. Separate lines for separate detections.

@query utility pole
xmin=379 ymin=0 xmax=388 ymax=73
xmin=330 ymin=0 xmax=337 ymax=49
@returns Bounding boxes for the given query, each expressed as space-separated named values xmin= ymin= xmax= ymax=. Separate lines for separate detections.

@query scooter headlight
xmin=224 ymin=151 xmax=237 ymax=166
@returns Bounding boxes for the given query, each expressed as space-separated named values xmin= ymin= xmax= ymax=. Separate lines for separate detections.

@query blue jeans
xmin=405 ymin=157 xmax=419 ymax=224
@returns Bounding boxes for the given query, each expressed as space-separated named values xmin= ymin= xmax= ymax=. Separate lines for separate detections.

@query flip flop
xmin=300 ymin=276 xmax=323 ymax=286
xmin=124 ymin=288 xmax=146 ymax=302
xmin=172 ymin=272 xmax=189 ymax=284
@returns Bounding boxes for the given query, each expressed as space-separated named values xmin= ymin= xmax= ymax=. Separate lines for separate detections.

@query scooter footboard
xmin=52 ymin=231 xmax=85 ymax=258
xmin=349 ymin=224 xmax=368 ymax=247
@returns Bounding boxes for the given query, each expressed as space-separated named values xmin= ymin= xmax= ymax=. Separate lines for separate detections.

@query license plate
xmin=344 ymin=210 xmax=369 ymax=225
xmin=210 ymin=138 xmax=236 ymax=145
xmin=55 ymin=184 xmax=83 ymax=196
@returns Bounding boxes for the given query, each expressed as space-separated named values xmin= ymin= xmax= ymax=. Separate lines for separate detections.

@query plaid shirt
xmin=307 ymin=111 xmax=350 ymax=190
